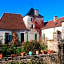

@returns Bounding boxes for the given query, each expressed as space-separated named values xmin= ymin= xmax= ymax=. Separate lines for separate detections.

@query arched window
xmin=57 ymin=30 xmax=61 ymax=34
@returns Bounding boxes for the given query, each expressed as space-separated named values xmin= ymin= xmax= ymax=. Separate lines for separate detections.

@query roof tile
xmin=43 ymin=17 xmax=64 ymax=29
xmin=0 ymin=13 xmax=27 ymax=30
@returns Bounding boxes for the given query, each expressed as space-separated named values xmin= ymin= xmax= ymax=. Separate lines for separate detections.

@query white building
xmin=41 ymin=16 xmax=64 ymax=52
xmin=0 ymin=13 xmax=40 ymax=44
xmin=0 ymin=13 xmax=28 ymax=44
xmin=23 ymin=8 xmax=44 ymax=41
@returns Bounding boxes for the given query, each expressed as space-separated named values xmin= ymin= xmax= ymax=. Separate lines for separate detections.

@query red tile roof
xmin=0 ymin=13 xmax=27 ymax=30
xmin=42 ymin=17 xmax=64 ymax=29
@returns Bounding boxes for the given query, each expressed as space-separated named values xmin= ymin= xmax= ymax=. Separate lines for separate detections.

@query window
xmin=31 ymin=24 xmax=33 ymax=29
xmin=35 ymin=34 xmax=37 ymax=41
xmin=29 ymin=17 xmax=32 ymax=21
xmin=57 ymin=31 xmax=61 ymax=34
xmin=31 ymin=18 xmax=32 ymax=21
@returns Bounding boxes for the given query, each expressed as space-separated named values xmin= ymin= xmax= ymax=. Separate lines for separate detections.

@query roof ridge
xmin=3 ymin=13 xmax=21 ymax=15
xmin=47 ymin=16 xmax=64 ymax=22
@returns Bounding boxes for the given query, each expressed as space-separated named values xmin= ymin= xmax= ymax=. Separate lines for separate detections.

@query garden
xmin=0 ymin=40 xmax=57 ymax=64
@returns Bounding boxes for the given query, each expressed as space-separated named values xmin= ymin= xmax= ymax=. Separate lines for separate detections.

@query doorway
xmin=21 ymin=33 xmax=24 ymax=43
xmin=35 ymin=34 xmax=37 ymax=41
xmin=5 ymin=33 xmax=9 ymax=44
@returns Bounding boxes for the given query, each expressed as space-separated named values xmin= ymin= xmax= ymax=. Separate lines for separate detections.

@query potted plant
xmin=41 ymin=50 xmax=45 ymax=54
xmin=0 ymin=54 xmax=3 ymax=58
xmin=0 ymin=48 xmax=3 ymax=58
xmin=11 ymin=54 xmax=17 ymax=57
xmin=47 ymin=50 xmax=51 ymax=54
xmin=29 ymin=51 xmax=32 ymax=55
xmin=21 ymin=52 xmax=25 ymax=56
xmin=36 ymin=50 xmax=39 ymax=55
xmin=40 ymin=43 xmax=47 ymax=54
xmin=48 ymin=50 xmax=54 ymax=54
xmin=11 ymin=46 xmax=18 ymax=57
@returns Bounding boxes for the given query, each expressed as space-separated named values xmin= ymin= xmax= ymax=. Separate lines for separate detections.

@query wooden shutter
xmin=37 ymin=33 xmax=39 ymax=41
xmin=9 ymin=32 xmax=12 ymax=42
xmin=18 ymin=33 xmax=21 ymax=43
xmin=25 ymin=32 xmax=28 ymax=42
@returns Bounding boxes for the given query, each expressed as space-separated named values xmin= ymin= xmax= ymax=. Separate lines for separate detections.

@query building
xmin=0 ymin=13 xmax=39 ymax=44
xmin=23 ymin=8 xmax=44 ymax=41
xmin=0 ymin=13 xmax=29 ymax=44
xmin=41 ymin=16 xmax=64 ymax=52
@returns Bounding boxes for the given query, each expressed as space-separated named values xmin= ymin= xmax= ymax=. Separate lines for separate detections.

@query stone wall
xmin=0 ymin=53 xmax=60 ymax=64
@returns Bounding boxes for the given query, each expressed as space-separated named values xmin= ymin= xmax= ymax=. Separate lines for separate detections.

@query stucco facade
xmin=42 ymin=26 xmax=62 ymax=52
xmin=41 ymin=16 xmax=64 ymax=52
xmin=23 ymin=8 xmax=44 ymax=41
xmin=0 ymin=30 xmax=28 ymax=44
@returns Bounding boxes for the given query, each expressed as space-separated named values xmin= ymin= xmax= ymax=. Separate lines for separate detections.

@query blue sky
xmin=0 ymin=0 xmax=64 ymax=22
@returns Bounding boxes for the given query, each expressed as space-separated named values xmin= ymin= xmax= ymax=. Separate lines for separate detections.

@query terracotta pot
xmin=21 ymin=52 xmax=25 ymax=56
xmin=41 ymin=50 xmax=45 ymax=54
xmin=48 ymin=50 xmax=54 ymax=54
xmin=47 ymin=51 xmax=51 ymax=54
xmin=0 ymin=54 xmax=3 ymax=58
xmin=36 ymin=50 xmax=39 ymax=55
xmin=50 ymin=50 xmax=54 ymax=53
xmin=11 ymin=54 xmax=17 ymax=57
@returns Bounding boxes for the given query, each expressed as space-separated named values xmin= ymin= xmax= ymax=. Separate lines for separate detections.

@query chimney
xmin=34 ymin=9 xmax=38 ymax=16
xmin=54 ymin=16 xmax=57 ymax=22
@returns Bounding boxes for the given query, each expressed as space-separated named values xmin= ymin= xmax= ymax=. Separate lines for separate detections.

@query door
xmin=5 ymin=33 xmax=9 ymax=44
xmin=35 ymin=34 xmax=37 ymax=41
xmin=21 ymin=33 xmax=24 ymax=43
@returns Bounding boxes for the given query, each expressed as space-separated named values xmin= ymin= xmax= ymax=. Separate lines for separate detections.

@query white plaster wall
xmin=28 ymin=29 xmax=38 ymax=41
xmin=23 ymin=15 xmax=43 ymax=29
xmin=0 ymin=30 xmax=27 ymax=44
xmin=0 ymin=29 xmax=38 ymax=44
xmin=62 ymin=22 xmax=64 ymax=39
xmin=0 ymin=30 xmax=12 ymax=44
xmin=41 ymin=26 xmax=62 ymax=52
xmin=28 ymin=32 xmax=34 ymax=41
xmin=42 ymin=26 xmax=62 ymax=40
xmin=23 ymin=15 xmax=33 ymax=29
xmin=23 ymin=16 xmax=28 ymax=28
xmin=0 ymin=31 xmax=5 ymax=44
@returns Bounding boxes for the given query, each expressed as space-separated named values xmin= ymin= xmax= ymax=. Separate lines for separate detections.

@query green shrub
xmin=15 ymin=47 xmax=22 ymax=55
xmin=21 ymin=40 xmax=41 ymax=54
xmin=11 ymin=61 xmax=24 ymax=64
xmin=27 ymin=60 xmax=38 ymax=64
xmin=41 ymin=43 xmax=47 ymax=51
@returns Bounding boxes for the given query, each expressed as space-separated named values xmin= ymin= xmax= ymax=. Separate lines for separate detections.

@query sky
xmin=0 ymin=0 xmax=64 ymax=22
